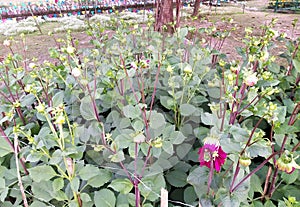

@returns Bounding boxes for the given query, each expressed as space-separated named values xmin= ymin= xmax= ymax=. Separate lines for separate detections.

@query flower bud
xmin=72 ymin=67 xmax=81 ymax=77
xmin=29 ymin=63 xmax=37 ymax=69
xmin=244 ymin=74 xmax=258 ymax=87
xmin=276 ymin=150 xmax=300 ymax=174
xmin=152 ymin=137 xmax=163 ymax=148
xmin=3 ymin=39 xmax=11 ymax=47
xmin=55 ymin=115 xmax=65 ymax=125
xmin=66 ymin=46 xmax=76 ymax=54
xmin=183 ymin=64 xmax=193 ymax=74
xmin=239 ymin=157 xmax=251 ymax=167
xmin=36 ymin=103 xmax=45 ymax=113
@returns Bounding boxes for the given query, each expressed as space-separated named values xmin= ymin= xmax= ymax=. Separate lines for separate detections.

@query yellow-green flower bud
xmin=183 ymin=65 xmax=193 ymax=74
xmin=239 ymin=157 xmax=251 ymax=167
xmin=66 ymin=46 xmax=76 ymax=54
xmin=36 ymin=103 xmax=45 ymax=113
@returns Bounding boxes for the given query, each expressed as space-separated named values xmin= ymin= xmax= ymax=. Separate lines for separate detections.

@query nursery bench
xmin=273 ymin=0 xmax=300 ymax=12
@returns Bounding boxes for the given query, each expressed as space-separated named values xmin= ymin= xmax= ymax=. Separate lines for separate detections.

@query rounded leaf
xmin=94 ymin=189 xmax=116 ymax=207
xmin=108 ymin=178 xmax=133 ymax=194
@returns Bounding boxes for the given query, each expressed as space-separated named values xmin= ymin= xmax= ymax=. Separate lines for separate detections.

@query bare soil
xmin=0 ymin=0 xmax=299 ymax=63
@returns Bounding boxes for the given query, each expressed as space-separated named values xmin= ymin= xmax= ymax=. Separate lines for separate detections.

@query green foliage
xmin=0 ymin=12 xmax=300 ymax=207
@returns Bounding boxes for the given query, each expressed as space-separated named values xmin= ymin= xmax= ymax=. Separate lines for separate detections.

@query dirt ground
xmin=0 ymin=0 xmax=299 ymax=63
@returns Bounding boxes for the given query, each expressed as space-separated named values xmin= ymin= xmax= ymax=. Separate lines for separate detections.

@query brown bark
xmin=154 ymin=0 xmax=174 ymax=33
xmin=192 ymin=0 xmax=202 ymax=17
xmin=175 ymin=0 xmax=181 ymax=28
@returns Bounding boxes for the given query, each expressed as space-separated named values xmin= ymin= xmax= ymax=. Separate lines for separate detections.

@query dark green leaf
xmin=94 ymin=189 xmax=116 ymax=207
xmin=78 ymin=165 xmax=100 ymax=180
xmin=20 ymin=94 xmax=35 ymax=107
xmin=250 ymin=174 xmax=263 ymax=193
xmin=281 ymin=170 xmax=299 ymax=184
xmin=80 ymin=100 xmax=97 ymax=120
xmin=123 ymin=105 xmax=140 ymax=119
xmin=180 ymin=103 xmax=196 ymax=116
xmin=52 ymin=91 xmax=64 ymax=107
xmin=149 ymin=112 xmax=166 ymax=129
xmin=166 ymin=170 xmax=187 ymax=187
xmin=28 ymin=165 xmax=57 ymax=182
xmin=108 ymin=178 xmax=133 ymax=194
xmin=293 ymin=59 xmax=300 ymax=73
xmin=70 ymin=177 xmax=80 ymax=192
xmin=0 ymin=140 xmax=13 ymax=157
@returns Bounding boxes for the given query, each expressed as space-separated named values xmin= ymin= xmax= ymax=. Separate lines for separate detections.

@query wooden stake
xmin=160 ymin=188 xmax=168 ymax=207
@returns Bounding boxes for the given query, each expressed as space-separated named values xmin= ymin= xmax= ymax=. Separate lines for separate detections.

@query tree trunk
xmin=192 ymin=0 xmax=202 ymax=17
xmin=154 ymin=0 xmax=174 ymax=33
xmin=175 ymin=0 xmax=181 ymax=28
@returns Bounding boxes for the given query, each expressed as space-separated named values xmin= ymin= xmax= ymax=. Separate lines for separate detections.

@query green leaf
xmin=30 ymin=201 xmax=48 ymax=207
xmin=0 ymin=140 xmax=13 ymax=157
xmin=0 ymin=178 xmax=5 ymax=190
xmin=166 ymin=170 xmax=187 ymax=187
xmin=250 ymin=174 xmax=263 ymax=193
xmin=87 ymin=169 xmax=111 ymax=188
xmin=180 ymin=103 xmax=196 ymax=116
xmin=293 ymin=59 xmax=300 ymax=73
xmin=162 ymin=141 xmax=173 ymax=155
xmin=230 ymin=126 xmax=249 ymax=142
xmin=184 ymin=186 xmax=197 ymax=204
xmin=222 ymin=195 xmax=240 ymax=207
xmin=70 ymin=177 xmax=80 ymax=192
xmin=132 ymin=120 xmax=144 ymax=131
xmin=187 ymin=167 xmax=208 ymax=186
xmin=108 ymin=178 xmax=133 ymax=194
xmin=264 ymin=200 xmax=276 ymax=207
xmin=28 ymin=165 xmax=57 ymax=182
xmin=80 ymin=193 xmax=92 ymax=202
xmin=149 ymin=111 xmax=166 ymax=129
xmin=170 ymin=131 xmax=186 ymax=145
xmin=201 ymin=112 xmax=215 ymax=126
xmin=110 ymin=151 xmax=125 ymax=162
xmin=80 ymin=100 xmax=97 ymax=120
xmin=94 ymin=189 xmax=116 ymax=207
xmin=123 ymin=105 xmax=140 ymax=119
xmin=176 ymin=143 xmax=192 ymax=159
xmin=78 ymin=165 xmax=100 ymax=180
xmin=52 ymin=190 xmax=68 ymax=201
xmin=116 ymin=194 xmax=130 ymax=207
xmin=160 ymin=96 xmax=175 ymax=110
xmin=178 ymin=27 xmax=188 ymax=38
xmin=20 ymin=94 xmax=35 ymax=107
xmin=31 ymin=180 xmax=53 ymax=202
xmin=52 ymin=178 xmax=64 ymax=191
xmin=139 ymin=174 xmax=165 ymax=202
xmin=281 ymin=170 xmax=299 ymax=184
xmin=52 ymin=91 xmax=64 ymax=107
xmin=207 ymin=87 xmax=220 ymax=99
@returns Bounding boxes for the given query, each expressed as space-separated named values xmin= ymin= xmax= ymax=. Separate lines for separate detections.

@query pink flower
xmin=244 ymin=74 xmax=258 ymax=86
xmin=198 ymin=143 xmax=227 ymax=172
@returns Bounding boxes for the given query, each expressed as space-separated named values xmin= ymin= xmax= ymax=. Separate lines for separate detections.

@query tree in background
xmin=192 ymin=0 xmax=203 ymax=16
xmin=155 ymin=0 xmax=182 ymax=33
